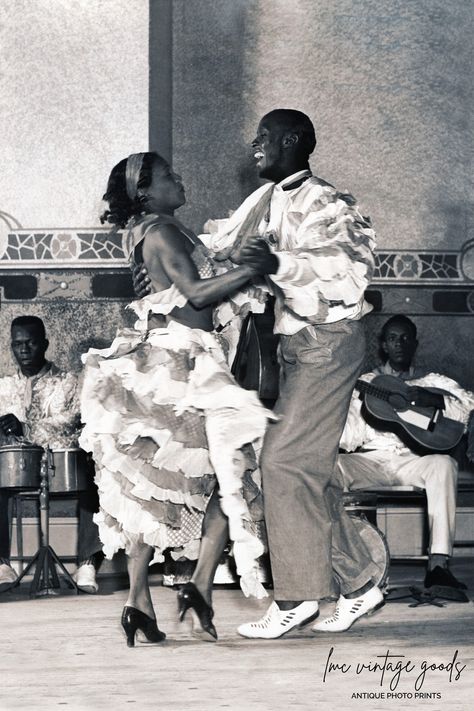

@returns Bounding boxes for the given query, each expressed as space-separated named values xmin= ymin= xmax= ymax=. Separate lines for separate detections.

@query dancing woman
xmin=80 ymin=152 xmax=271 ymax=646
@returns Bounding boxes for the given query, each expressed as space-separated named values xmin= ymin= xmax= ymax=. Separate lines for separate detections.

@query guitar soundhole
xmin=387 ymin=393 xmax=408 ymax=410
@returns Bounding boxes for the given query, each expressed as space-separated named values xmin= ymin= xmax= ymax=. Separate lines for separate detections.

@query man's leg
xmin=336 ymin=450 xmax=398 ymax=492
xmin=265 ymin=321 xmax=381 ymax=600
xmin=395 ymin=453 xmax=464 ymax=588
xmin=0 ymin=490 xmax=17 ymax=588
xmin=238 ymin=321 xmax=383 ymax=638
xmin=333 ymin=448 xmax=396 ymax=592
xmin=0 ymin=490 xmax=10 ymax=560
xmin=74 ymin=481 xmax=103 ymax=593
xmin=396 ymin=454 xmax=457 ymax=557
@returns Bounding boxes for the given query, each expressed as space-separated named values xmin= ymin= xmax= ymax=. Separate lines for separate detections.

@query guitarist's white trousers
xmin=260 ymin=319 xmax=381 ymax=601
xmin=337 ymin=449 xmax=458 ymax=556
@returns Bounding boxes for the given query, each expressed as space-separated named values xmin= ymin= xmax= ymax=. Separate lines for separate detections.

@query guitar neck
xmin=355 ymin=379 xmax=391 ymax=402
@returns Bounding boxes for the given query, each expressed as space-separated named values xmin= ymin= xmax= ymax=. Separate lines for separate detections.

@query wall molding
xmin=1 ymin=229 xmax=474 ymax=313
xmin=1 ymin=228 xmax=473 ymax=283
xmin=0 ymin=228 xmax=128 ymax=269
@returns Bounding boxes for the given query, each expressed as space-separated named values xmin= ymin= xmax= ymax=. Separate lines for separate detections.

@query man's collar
xmin=17 ymin=360 xmax=56 ymax=380
xmin=382 ymin=361 xmax=416 ymax=378
xmin=276 ymin=170 xmax=312 ymax=192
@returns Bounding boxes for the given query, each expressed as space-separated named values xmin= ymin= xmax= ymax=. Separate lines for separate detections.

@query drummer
xmin=0 ymin=316 xmax=103 ymax=593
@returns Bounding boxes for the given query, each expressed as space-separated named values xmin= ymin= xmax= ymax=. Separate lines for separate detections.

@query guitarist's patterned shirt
xmin=340 ymin=370 xmax=474 ymax=454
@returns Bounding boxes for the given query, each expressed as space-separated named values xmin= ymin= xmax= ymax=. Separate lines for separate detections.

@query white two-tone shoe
xmin=0 ymin=562 xmax=18 ymax=591
xmin=73 ymin=563 xmax=99 ymax=594
xmin=312 ymin=586 xmax=384 ymax=632
xmin=238 ymin=601 xmax=319 ymax=639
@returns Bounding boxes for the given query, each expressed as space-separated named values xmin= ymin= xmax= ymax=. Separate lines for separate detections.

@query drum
xmin=349 ymin=513 xmax=390 ymax=590
xmin=48 ymin=449 xmax=89 ymax=492
xmin=0 ymin=444 xmax=43 ymax=489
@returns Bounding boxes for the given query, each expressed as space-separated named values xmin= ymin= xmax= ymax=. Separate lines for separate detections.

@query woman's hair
xmin=100 ymin=151 xmax=165 ymax=228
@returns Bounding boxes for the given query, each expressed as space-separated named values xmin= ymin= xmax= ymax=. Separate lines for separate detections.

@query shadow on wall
xmin=168 ymin=0 xmax=261 ymax=232
xmin=439 ymin=199 xmax=474 ymax=249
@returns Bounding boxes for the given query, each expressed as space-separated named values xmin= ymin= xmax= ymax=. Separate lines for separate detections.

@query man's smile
xmin=254 ymin=149 xmax=264 ymax=165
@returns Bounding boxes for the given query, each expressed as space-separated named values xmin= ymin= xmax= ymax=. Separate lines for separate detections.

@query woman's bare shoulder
xmin=143 ymin=221 xmax=190 ymax=254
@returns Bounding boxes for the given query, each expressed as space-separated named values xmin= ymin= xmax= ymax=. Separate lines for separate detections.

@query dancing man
xmin=221 ymin=109 xmax=383 ymax=637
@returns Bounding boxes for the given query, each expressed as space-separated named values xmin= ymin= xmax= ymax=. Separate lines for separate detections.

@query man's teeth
xmin=254 ymin=151 xmax=264 ymax=159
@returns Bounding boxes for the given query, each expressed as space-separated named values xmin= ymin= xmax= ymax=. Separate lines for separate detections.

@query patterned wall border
xmin=0 ymin=228 xmax=128 ymax=269
xmin=1 ymin=224 xmax=474 ymax=285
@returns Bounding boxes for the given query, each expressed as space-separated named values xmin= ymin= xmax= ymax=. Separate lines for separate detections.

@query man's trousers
xmin=261 ymin=319 xmax=380 ymax=601
xmin=337 ymin=450 xmax=458 ymax=556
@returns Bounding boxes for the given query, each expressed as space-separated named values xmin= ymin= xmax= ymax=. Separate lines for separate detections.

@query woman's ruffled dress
xmin=79 ymin=214 xmax=270 ymax=597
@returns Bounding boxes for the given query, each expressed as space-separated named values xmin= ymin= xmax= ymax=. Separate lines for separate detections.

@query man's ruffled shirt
xmin=201 ymin=171 xmax=377 ymax=335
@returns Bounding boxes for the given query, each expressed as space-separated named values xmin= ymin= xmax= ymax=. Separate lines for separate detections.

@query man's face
xmin=381 ymin=323 xmax=418 ymax=371
xmin=251 ymin=118 xmax=286 ymax=181
xmin=11 ymin=325 xmax=48 ymax=374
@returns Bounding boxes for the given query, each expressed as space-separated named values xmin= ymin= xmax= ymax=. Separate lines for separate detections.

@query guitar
xmin=356 ymin=374 xmax=465 ymax=452
xmin=231 ymin=299 xmax=280 ymax=405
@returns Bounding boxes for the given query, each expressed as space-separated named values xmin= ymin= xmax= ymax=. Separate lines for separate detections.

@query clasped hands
xmin=230 ymin=236 xmax=279 ymax=275
xmin=131 ymin=237 xmax=278 ymax=298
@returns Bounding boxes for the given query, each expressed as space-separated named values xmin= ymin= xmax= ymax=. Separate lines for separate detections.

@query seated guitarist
xmin=337 ymin=315 xmax=474 ymax=591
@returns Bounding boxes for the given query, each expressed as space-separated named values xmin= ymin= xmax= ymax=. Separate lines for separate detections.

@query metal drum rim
xmin=0 ymin=444 xmax=44 ymax=452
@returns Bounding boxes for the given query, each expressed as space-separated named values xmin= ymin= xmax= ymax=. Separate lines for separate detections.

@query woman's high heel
xmin=177 ymin=582 xmax=218 ymax=642
xmin=121 ymin=606 xmax=166 ymax=648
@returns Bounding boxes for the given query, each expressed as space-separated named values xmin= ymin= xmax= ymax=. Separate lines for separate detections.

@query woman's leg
xmin=125 ymin=543 xmax=156 ymax=618
xmin=191 ymin=488 xmax=229 ymax=605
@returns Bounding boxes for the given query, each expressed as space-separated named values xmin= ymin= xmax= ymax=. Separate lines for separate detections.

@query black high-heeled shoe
xmin=121 ymin=606 xmax=166 ymax=648
xmin=177 ymin=582 xmax=218 ymax=642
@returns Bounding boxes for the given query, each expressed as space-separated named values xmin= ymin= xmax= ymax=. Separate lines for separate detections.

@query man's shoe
xmin=73 ymin=562 xmax=98 ymax=594
xmin=162 ymin=574 xmax=176 ymax=588
xmin=424 ymin=566 xmax=467 ymax=591
xmin=0 ymin=562 xmax=18 ymax=591
xmin=312 ymin=586 xmax=384 ymax=632
xmin=237 ymin=601 xmax=319 ymax=639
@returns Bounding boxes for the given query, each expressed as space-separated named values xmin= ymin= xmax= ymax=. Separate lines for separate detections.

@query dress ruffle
xmin=80 ymin=320 xmax=271 ymax=598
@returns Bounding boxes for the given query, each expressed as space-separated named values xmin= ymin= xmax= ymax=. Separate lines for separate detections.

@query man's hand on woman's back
xmin=131 ymin=263 xmax=152 ymax=298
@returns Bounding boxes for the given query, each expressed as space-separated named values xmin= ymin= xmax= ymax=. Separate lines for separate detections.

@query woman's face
xmin=145 ymin=159 xmax=186 ymax=214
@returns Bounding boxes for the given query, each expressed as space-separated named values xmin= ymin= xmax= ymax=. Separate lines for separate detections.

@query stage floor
xmin=1 ymin=560 xmax=473 ymax=711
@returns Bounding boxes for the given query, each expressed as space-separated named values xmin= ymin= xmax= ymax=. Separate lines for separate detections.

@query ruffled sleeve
xmin=270 ymin=185 xmax=376 ymax=321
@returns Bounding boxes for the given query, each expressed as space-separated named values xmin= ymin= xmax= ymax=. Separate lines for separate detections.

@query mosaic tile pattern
xmin=374 ymin=252 xmax=462 ymax=281
xmin=0 ymin=229 xmax=128 ymax=268
xmin=1 ymin=230 xmax=473 ymax=285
